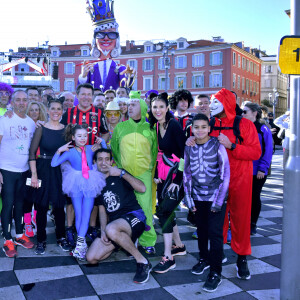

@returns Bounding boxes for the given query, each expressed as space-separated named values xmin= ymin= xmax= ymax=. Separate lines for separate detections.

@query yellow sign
xmin=279 ymin=36 xmax=300 ymax=74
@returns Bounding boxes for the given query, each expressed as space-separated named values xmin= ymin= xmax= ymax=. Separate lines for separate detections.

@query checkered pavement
xmin=0 ymin=150 xmax=283 ymax=300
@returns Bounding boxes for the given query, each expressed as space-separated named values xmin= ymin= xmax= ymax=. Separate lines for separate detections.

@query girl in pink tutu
xmin=51 ymin=124 xmax=106 ymax=260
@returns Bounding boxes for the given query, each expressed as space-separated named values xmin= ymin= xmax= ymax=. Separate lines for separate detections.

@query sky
xmin=0 ymin=0 xmax=291 ymax=55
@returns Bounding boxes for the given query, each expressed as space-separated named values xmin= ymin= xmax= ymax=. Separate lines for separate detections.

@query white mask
xmin=210 ymin=96 xmax=224 ymax=117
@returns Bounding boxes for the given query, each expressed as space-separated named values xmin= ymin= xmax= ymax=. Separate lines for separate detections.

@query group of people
xmin=0 ymin=81 xmax=275 ymax=292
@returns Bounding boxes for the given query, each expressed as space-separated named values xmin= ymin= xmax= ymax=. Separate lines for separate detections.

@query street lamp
xmin=162 ymin=41 xmax=175 ymax=93
xmin=268 ymin=88 xmax=279 ymax=117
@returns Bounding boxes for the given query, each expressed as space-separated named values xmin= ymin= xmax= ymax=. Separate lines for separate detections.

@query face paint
xmin=209 ymin=96 xmax=224 ymax=117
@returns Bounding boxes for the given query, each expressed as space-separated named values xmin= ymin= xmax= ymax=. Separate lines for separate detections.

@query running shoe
xmin=152 ymin=256 xmax=176 ymax=273
xmin=171 ymin=244 xmax=187 ymax=256
xmin=57 ymin=238 xmax=72 ymax=252
xmin=72 ymin=245 xmax=86 ymax=261
xmin=202 ymin=272 xmax=222 ymax=292
xmin=15 ymin=234 xmax=34 ymax=249
xmin=191 ymin=259 xmax=210 ymax=275
xmin=86 ymin=226 xmax=98 ymax=242
xmin=133 ymin=260 xmax=152 ymax=284
xmin=236 ymin=258 xmax=251 ymax=280
xmin=66 ymin=227 xmax=76 ymax=249
xmin=35 ymin=241 xmax=46 ymax=255
xmin=3 ymin=240 xmax=18 ymax=258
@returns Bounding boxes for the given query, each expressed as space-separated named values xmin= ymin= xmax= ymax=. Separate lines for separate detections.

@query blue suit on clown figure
xmin=78 ymin=0 xmax=134 ymax=92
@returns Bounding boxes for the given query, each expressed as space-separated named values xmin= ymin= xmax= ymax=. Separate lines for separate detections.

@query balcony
xmin=0 ymin=75 xmax=52 ymax=86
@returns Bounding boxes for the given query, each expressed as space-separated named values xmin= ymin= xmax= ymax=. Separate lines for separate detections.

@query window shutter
xmin=192 ymin=76 xmax=195 ymax=88
xmin=209 ymin=53 xmax=212 ymax=66
xmin=209 ymin=74 xmax=212 ymax=87
xmin=183 ymin=77 xmax=187 ymax=88
xmin=64 ymin=80 xmax=67 ymax=90
xmin=158 ymin=78 xmax=161 ymax=90
xmin=184 ymin=56 xmax=187 ymax=68
xmin=201 ymin=54 xmax=205 ymax=66
xmin=151 ymin=59 xmax=154 ymax=71
xmin=142 ymin=60 xmax=145 ymax=71
xmin=158 ymin=58 xmax=162 ymax=70
xmin=201 ymin=75 xmax=204 ymax=87
xmin=174 ymin=77 xmax=177 ymax=89
xmin=192 ymin=55 xmax=195 ymax=67
xmin=72 ymin=63 xmax=75 ymax=74
xmin=220 ymin=52 xmax=223 ymax=65
xmin=175 ymin=57 xmax=178 ymax=69
xmin=64 ymin=63 xmax=67 ymax=74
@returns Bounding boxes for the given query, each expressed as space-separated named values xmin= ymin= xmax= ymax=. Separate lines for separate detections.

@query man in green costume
xmin=111 ymin=91 xmax=157 ymax=253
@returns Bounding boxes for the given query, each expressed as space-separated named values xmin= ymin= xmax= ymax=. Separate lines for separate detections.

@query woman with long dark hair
xmin=148 ymin=92 xmax=186 ymax=273
xmin=242 ymin=102 xmax=273 ymax=235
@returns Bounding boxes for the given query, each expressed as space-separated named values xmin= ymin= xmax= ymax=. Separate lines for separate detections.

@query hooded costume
xmin=110 ymin=91 xmax=158 ymax=247
xmin=210 ymin=88 xmax=261 ymax=255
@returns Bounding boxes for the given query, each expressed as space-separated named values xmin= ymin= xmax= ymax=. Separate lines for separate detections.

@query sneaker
xmin=35 ymin=242 xmax=46 ymax=255
xmin=236 ymin=258 xmax=251 ymax=280
xmin=86 ymin=227 xmax=98 ymax=242
xmin=202 ymin=272 xmax=222 ymax=292
xmin=143 ymin=246 xmax=156 ymax=255
xmin=66 ymin=227 xmax=76 ymax=249
xmin=152 ymin=256 xmax=176 ymax=273
xmin=24 ymin=224 xmax=35 ymax=238
xmin=171 ymin=244 xmax=187 ymax=256
xmin=3 ymin=240 xmax=18 ymax=258
xmin=191 ymin=259 xmax=210 ymax=275
xmin=222 ymin=253 xmax=228 ymax=264
xmin=192 ymin=231 xmax=198 ymax=239
xmin=15 ymin=234 xmax=34 ymax=249
xmin=72 ymin=245 xmax=86 ymax=261
xmin=133 ymin=260 xmax=152 ymax=284
xmin=57 ymin=238 xmax=72 ymax=252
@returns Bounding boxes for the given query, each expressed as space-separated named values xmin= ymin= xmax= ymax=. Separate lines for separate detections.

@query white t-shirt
xmin=0 ymin=114 xmax=35 ymax=172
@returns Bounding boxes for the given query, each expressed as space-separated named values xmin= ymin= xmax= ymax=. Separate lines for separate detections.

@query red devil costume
xmin=210 ymin=89 xmax=261 ymax=255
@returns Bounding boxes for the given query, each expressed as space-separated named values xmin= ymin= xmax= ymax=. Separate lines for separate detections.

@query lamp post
xmin=268 ymin=87 xmax=279 ymax=117
xmin=162 ymin=41 xmax=175 ymax=93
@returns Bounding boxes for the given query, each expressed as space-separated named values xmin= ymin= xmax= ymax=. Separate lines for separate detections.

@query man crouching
xmin=86 ymin=148 xmax=152 ymax=284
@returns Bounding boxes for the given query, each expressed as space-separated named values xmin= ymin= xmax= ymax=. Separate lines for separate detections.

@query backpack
xmin=209 ymin=115 xmax=244 ymax=144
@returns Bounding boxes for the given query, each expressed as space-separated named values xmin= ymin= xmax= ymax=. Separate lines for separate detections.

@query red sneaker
xmin=25 ymin=224 xmax=35 ymax=238
xmin=3 ymin=240 xmax=18 ymax=258
xmin=15 ymin=234 xmax=34 ymax=249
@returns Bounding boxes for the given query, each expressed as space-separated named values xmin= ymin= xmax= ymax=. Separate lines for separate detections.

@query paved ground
xmin=0 ymin=149 xmax=283 ymax=300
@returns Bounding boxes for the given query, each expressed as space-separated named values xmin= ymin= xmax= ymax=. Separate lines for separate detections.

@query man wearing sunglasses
xmin=78 ymin=1 xmax=135 ymax=93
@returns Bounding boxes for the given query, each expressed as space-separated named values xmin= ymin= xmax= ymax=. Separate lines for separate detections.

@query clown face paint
xmin=210 ymin=96 xmax=224 ymax=117
xmin=96 ymin=28 xmax=117 ymax=58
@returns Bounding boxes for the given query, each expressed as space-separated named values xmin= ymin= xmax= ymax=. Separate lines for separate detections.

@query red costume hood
xmin=214 ymin=88 xmax=236 ymax=122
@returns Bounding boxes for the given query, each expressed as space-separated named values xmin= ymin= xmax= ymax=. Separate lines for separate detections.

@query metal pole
xmin=165 ymin=61 xmax=168 ymax=93
xmin=273 ymin=101 xmax=276 ymax=118
xmin=281 ymin=0 xmax=300 ymax=299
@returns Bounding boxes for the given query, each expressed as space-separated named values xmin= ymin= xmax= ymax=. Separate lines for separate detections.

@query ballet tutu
xmin=61 ymin=162 xmax=106 ymax=198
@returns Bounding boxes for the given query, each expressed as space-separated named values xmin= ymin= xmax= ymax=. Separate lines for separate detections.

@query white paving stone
xmin=221 ymin=259 xmax=280 ymax=278
xmin=15 ymin=265 xmax=83 ymax=284
xmin=0 ymin=286 xmax=26 ymax=300
xmin=251 ymin=244 xmax=282 ymax=259
xmin=87 ymin=273 xmax=160 ymax=295
xmin=0 ymin=257 xmax=14 ymax=272
xmin=63 ymin=296 xmax=99 ymax=300
xmin=183 ymin=240 xmax=199 ymax=253
xmin=164 ymin=280 xmax=242 ymax=300
xmin=259 ymin=210 xmax=283 ymax=218
xmin=256 ymin=218 xmax=277 ymax=226
xmin=268 ymin=234 xmax=282 ymax=243
xmin=248 ymin=288 xmax=280 ymax=300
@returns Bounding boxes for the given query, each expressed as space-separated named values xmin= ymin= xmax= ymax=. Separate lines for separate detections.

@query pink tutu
xmin=61 ymin=162 xmax=106 ymax=198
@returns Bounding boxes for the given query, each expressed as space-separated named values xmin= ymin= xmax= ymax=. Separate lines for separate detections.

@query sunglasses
xmin=0 ymin=91 xmax=9 ymax=97
xmin=95 ymin=32 xmax=119 ymax=40
xmin=106 ymin=111 xmax=120 ymax=118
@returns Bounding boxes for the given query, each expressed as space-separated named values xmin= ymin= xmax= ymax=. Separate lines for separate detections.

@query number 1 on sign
xmin=293 ymin=48 xmax=300 ymax=62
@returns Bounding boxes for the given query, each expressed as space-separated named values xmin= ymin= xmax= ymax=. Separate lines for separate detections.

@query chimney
xmin=130 ymin=40 xmax=135 ymax=48
xmin=126 ymin=40 xmax=130 ymax=51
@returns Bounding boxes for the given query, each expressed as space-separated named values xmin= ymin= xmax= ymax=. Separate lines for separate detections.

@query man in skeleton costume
xmin=78 ymin=0 xmax=134 ymax=91
xmin=209 ymin=88 xmax=261 ymax=280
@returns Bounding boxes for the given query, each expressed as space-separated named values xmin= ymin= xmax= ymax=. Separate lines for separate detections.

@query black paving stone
xmin=100 ymin=288 xmax=176 ymax=300
xmin=265 ymin=217 xmax=283 ymax=224
xmin=260 ymin=254 xmax=281 ymax=268
xmin=250 ymin=236 xmax=279 ymax=246
xmin=213 ymin=291 xmax=257 ymax=299
xmin=229 ymin=271 xmax=280 ymax=291
xmin=14 ymin=256 xmax=77 ymax=270
xmin=0 ymin=271 xmax=19 ymax=288
xmin=152 ymin=269 xmax=206 ymax=287
xmin=22 ymin=275 xmax=96 ymax=300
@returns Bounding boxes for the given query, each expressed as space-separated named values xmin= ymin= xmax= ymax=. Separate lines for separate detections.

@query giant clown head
xmin=86 ymin=0 xmax=121 ymax=59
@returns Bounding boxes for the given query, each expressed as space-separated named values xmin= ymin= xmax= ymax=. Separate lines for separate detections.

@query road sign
xmin=279 ymin=35 xmax=300 ymax=74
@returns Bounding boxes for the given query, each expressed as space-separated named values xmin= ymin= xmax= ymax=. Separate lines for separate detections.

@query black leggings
xmin=36 ymin=204 xmax=66 ymax=243
xmin=0 ymin=169 xmax=27 ymax=240
xmin=251 ymin=175 xmax=267 ymax=226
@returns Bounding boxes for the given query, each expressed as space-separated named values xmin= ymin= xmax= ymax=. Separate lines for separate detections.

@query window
xmin=64 ymin=79 xmax=74 ymax=92
xmin=178 ymin=42 xmax=184 ymax=49
xmin=143 ymin=76 xmax=153 ymax=90
xmin=158 ymin=57 xmax=165 ymax=70
xmin=192 ymin=54 xmax=205 ymax=67
xmin=192 ymin=74 xmax=204 ymax=88
xmin=143 ymin=59 xmax=154 ymax=71
xmin=175 ymin=56 xmax=187 ymax=69
xmin=145 ymin=45 xmax=152 ymax=53
xmin=81 ymin=49 xmax=89 ymax=56
xmin=210 ymin=52 xmax=223 ymax=66
xmin=174 ymin=76 xmax=187 ymax=89
xmin=233 ymin=52 xmax=236 ymax=65
xmin=242 ymin=57 xmax=246 ymax=69
xmin=253 ymin=82 xmax=256 ymax=94
xmin=246 ymin=79 xmax=249 ymax=92
xmin=52 ymin=80 xmax=60 ymax=92
xmin=127 ymin=59 xmax=137 ymax=69
xmin=257 ymin=82 xmax=259 ymax=93
xmin=253 ymin=63 xmax=257 ymax=75
xmin=52 ymin=50 xmax=58 ymax=57
xmin=242 ymin=77 xmax=245 ymax=90
xmin=237 ymin=75 xmax=240 ymax=89
xmin=246 ymin=59 xmax=249 ymax=71
xmin=18 ymin=63 xmax=29 ymax=73
xmin=250 ymin=80 xmax=252 ymax=92
xmin=250 ymin=61 xmax=253 ymax=73
xmin=158 ymin=77 xmax=170 ymax=90
xmin=233 ymin=73 xmax=236 ymax=88
xmin=209 ymin=71 xmax=222 ymax=87
xmin=238 ymin=55 xmax=241 ymax=68
xmin=265 ymin=65 xmax=272 ymax=73
xmin=64 ymin=62 xmax=75 ymax=75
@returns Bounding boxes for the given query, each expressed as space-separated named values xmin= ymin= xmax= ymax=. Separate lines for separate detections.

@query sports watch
xmin=119 ymin=169 xmax=126 ymax=178
xmin=230 ymin=143 xmax=236 ymax=151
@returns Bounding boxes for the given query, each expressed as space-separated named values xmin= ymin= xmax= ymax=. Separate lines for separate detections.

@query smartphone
xmin=26 ymin=178 xmax=42 ymax=187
